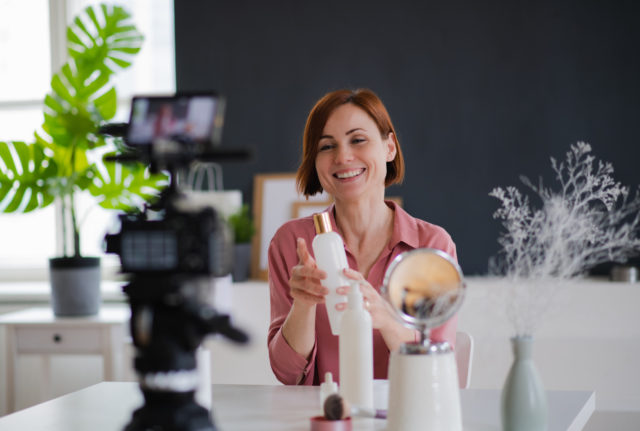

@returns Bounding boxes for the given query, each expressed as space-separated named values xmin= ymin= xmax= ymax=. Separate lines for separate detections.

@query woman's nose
xmin=334 ymin=144 xmax=353 ymax=164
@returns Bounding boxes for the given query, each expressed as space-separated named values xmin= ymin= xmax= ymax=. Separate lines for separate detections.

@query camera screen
xmin=126 ymin=93 xmax=225 ymax=147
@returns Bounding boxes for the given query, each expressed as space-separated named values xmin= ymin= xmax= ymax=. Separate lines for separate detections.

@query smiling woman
xmin=296 ymin=89 xmax=404 ymax=197
xmin=267 ymin=88 xmax=459 ymax=386
xmin=314 ymin=103 xmax=397 ymax=204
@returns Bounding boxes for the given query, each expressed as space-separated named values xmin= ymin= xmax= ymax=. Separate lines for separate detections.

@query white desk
xmin=0 ymin=381 xmax=595 ymax=431
xmin=0 ymin=306 xmax=130 ymax=414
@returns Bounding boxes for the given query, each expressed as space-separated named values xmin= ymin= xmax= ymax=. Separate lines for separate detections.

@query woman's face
xmin=315 ymin=103 xmax=396 ymax=202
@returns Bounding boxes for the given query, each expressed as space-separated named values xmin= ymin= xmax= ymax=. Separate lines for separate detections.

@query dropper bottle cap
xmin=313 ymin=212 xmax=332 ymax=234
xmin=321 ymin=372 xmax=337 ymax=391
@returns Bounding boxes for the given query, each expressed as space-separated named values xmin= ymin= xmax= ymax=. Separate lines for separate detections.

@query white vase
xmin=501 ymin=335 xmax=548 ymax=431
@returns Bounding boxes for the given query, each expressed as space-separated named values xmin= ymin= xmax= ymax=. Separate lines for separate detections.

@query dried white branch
xmin=489 ymin=142 xmax=640 ymax=335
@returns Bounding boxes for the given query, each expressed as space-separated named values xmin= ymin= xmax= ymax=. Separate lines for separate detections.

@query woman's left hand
xmin=336 ymin=268 xmax=397 ymax=331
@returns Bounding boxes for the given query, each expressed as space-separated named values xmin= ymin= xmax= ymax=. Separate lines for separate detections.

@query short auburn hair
xmin=296 ymin=88 xmax=405 ymax=197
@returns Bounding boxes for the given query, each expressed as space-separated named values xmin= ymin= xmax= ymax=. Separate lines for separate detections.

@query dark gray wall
xmin=174 ymin=0 xmax=640 ymax=274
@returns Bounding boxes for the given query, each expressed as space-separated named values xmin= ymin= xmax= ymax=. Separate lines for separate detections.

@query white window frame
xmin=0 ymin=0 xmax=175 ymax=281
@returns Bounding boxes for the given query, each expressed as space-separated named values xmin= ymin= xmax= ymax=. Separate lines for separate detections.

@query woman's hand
xmin=288 ymin=238 xmax=329 ymax=307
xmin=336 ymin=268 xmax=416 ymax=351
xmin=281 ymin=238 xmax=327 ymax=360
xmin=336 ymin=268 xmax=397 ymax=331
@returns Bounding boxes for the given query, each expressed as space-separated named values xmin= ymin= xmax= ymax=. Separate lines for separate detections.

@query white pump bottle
xmin=312 ymin=212 xmax=349 ymax=335
xmin=339 ymin=283 xmax=374 ymax=409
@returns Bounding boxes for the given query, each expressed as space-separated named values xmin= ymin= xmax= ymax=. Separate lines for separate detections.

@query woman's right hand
xmin=289 ymin=238 xmax=329 ymax=307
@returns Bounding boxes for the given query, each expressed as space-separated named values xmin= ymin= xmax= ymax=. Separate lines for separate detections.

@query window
xmin=0 ymin=0 xmax=175 ymax=279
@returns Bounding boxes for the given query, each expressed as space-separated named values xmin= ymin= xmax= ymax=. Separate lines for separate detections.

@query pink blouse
xmin=267 ymin=201 xmax=458 ymax=385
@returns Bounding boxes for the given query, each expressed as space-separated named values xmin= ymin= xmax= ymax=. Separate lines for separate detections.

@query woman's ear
xmin=385 ymin=133 xmax=397 ymax=162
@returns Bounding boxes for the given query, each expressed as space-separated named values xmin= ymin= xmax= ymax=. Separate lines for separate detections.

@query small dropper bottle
xmin=312 ymin=212 xmax=349 ymax=335
xmin=319 ymin=372 xmax=339 ymax=412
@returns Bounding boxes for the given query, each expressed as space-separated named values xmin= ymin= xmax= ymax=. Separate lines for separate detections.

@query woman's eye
xmin=352 ymin=138 xmax=366 ymax=144
xmin=319 ymin=143 xmax=334 ymax=151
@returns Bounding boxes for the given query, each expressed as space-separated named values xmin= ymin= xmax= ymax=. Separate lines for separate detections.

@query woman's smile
xmin=334 ymin=168 xmax=365 ymax=180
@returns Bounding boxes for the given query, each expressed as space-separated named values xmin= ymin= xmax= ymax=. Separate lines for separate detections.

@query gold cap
xmin=313 ymin=212 xmax=332 ymax=234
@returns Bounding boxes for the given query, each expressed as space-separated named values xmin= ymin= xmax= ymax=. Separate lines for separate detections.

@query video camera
xmin=103 ymin=93 xmax=250 ymax=431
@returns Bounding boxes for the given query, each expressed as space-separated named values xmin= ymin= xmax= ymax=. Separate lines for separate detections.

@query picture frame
xmin=291 ymin=200 xmax=333 ymax=219
xmin=251 ymin=173 xmax=329 ymax=280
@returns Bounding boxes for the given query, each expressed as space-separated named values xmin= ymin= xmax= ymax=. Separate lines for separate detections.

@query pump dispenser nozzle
xmin=347 ymin=282 xmax=364 ymax=310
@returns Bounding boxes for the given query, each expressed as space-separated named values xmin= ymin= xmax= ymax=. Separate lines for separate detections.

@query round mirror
xmin=382 ymin=248 xmax=465 ymax=333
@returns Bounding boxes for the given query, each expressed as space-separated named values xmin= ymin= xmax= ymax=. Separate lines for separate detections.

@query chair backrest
xmin=455 ymin=331 xmax=474 ymax=389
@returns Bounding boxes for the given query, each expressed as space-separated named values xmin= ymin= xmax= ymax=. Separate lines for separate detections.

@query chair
xmin=455 ymin=331 xmax=474 ymax=389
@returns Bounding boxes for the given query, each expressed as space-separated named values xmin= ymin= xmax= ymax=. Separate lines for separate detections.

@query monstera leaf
xmin=89 ymin=160 xmax=168 ymax=211
xmin=0 ymin=141 xmax=57 ymax=213
xmin=37 ymin=4 xmax=143 ymax=153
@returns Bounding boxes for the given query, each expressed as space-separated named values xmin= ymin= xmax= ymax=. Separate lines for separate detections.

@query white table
xmin=0 ymin=306 xmax=130 ymax=413
xmin=0 ymin=381 xmax=595 ymax=430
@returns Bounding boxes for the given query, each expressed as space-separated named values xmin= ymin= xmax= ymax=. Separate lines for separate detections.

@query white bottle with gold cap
xmin=312 ymin=211 xmax=349 ymax=335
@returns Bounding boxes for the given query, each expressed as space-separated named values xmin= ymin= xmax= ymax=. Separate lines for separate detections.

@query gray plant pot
xmin=232 ymin=243 xmax=251 ymax=282
xmin=49 ymin=257 xmax=101 ymax=316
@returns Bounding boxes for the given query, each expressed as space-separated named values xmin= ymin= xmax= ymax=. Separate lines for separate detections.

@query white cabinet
xmin=0 ymin=306 xmax=130 ymax=414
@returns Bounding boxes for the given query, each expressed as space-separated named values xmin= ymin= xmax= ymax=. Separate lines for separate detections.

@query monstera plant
xmin=0 ymin=4 xmax=167 ymax=315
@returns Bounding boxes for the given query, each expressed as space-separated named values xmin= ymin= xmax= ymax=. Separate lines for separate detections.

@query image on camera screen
xmin=126 ymin=94 xmax=224 ymax=147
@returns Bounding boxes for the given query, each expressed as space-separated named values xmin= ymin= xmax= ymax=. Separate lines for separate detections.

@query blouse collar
xmin=325 ymin=200 xmax=420 ymax=250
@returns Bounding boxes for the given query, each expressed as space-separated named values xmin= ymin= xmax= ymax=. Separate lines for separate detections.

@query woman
xmin=267 ymin=88 xmax=457 ymax=385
